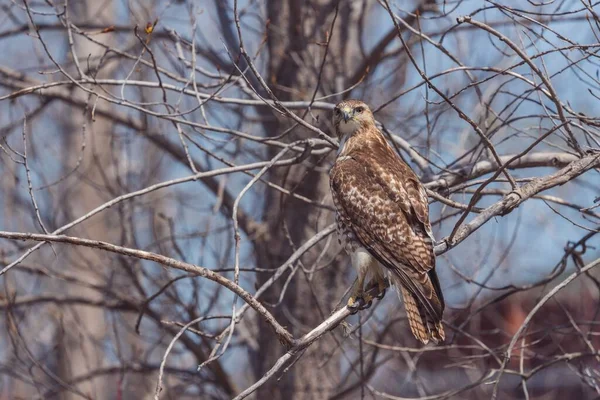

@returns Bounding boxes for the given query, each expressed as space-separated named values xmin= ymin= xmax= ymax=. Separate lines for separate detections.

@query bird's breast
xmin=335 ymin=212 xmax=360 ymax=254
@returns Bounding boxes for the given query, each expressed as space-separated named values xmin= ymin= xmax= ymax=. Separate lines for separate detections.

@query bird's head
xmin=332 ymin=100 xmax=375 ymax=139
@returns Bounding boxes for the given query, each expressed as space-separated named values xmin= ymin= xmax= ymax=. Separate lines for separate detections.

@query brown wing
xmin=330 ymin=152 xmax=444 ymax=321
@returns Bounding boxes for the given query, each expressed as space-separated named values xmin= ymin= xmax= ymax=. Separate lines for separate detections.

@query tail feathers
xmin=399 ymin=286 xmax=445 ymax=345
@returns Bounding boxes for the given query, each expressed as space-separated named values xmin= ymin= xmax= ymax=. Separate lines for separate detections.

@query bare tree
xmin=0 ymin=0 xmax=599 ymax=399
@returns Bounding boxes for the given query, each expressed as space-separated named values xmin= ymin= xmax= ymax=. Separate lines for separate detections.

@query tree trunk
xmin=251 ymin=2 xmax=364 ymax=398
xmin=56 ymin=2 xmax=115 ymax=399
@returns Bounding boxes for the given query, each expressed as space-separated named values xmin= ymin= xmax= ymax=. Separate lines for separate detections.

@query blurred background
xmin=0 ymin=0 xmax=599 ymax=399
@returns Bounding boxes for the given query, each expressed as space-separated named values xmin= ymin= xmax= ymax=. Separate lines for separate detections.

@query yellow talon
xmin=347 ymin=296 xmax=357 ymax=308
xmin=347 ymin=292 xmax=374 ymax=312
xmin=347 ymin=275 xmax=377 ymax=311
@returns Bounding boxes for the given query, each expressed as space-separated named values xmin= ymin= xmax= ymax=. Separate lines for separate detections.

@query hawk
xmin=329 ymin=99 xmax=445 ymax=344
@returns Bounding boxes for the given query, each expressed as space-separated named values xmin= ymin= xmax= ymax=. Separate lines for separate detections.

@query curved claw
xmin=359 ymin=299 xmax=373 ymax=310
xmin=375 ymin=288 xmax=386 ymax=300
xmin=348 ymin=296 xmax=367 ymax=313
xmin=348 ymin=304 xmax=360 ymax=315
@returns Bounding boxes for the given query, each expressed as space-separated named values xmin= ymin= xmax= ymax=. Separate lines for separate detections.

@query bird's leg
xmin=366 ymin=275 xmax=388 ymax=300
xmin=348 ymin=249 xmax=378 ymax=313
xmin=347 ymin=278 xmax=363 ymax=313
xmin=348 ymin=273 xmax=373 ymax=313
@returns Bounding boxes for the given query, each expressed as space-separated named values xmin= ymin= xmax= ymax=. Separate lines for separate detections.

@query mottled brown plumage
xmin=330 ymin=99 xmax=445 ymax=344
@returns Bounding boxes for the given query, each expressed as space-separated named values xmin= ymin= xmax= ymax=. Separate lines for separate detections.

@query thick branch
xmin=435 ymin=151 xmax=600 ymax=252
xmin=0 ymin=231 xmax=295 ymax=347
xmin=425 ymin=152 xmax=580 ymax=191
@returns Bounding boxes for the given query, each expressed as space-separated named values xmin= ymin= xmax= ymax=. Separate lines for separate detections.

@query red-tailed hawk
xmin=329 ymin=99 xmax=445 ymax=344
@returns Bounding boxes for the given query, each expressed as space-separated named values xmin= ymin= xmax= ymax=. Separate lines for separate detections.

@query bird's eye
xmin=355 ymin=107 xmax=364 ymax=113
xmin=335 ymin=109 xmax=341 ymax=115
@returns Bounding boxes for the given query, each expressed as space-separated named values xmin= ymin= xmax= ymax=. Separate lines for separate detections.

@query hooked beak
xmin=341 ymin=108 xmax=352 ymax=123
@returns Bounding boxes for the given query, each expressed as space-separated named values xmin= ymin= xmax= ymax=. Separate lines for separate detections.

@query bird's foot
xmin=366 ymin=277 xmax=388 ymax=300
xmin=347 ymin=293 xmax=373 ymax=314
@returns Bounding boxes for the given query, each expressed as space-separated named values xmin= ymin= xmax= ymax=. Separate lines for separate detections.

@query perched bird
xmin=329 ymin=99 xmax=445 ymax=344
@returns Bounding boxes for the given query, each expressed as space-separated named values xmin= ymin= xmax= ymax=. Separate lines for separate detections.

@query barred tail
xmin=398 ymin=285 xmax=445 ymax=345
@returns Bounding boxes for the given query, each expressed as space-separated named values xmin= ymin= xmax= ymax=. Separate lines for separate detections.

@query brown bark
xmin=251 ymin=2 xmax=355 ymax=398
xmin=56 ymin=2 xmax=116 ymax=399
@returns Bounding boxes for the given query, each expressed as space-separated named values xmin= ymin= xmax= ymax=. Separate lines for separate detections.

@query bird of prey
xmin=329 ymin=99 xmax=445 ymax=344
